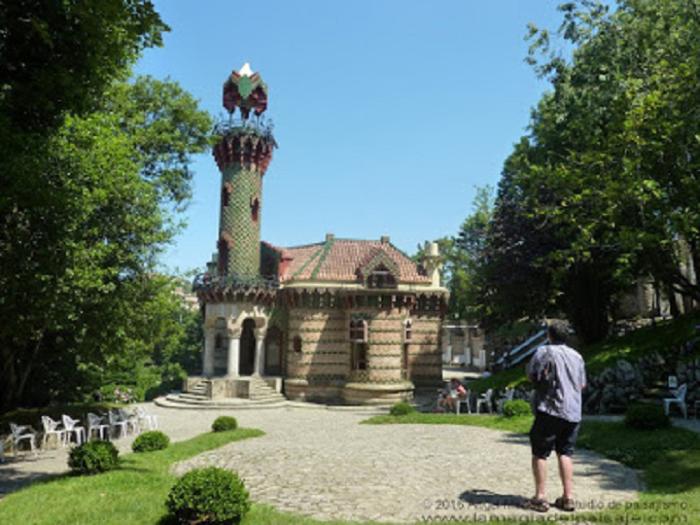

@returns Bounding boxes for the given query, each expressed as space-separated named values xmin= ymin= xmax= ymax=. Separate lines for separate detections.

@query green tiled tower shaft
xmin=213 ymin=64 xmax=275 ymax=279
xmin=219 ymin=163 xmax=262 ymax=277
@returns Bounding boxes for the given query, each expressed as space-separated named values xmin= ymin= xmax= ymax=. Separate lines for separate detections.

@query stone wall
xmin=283 ymin=306 xmax=442 ymax=403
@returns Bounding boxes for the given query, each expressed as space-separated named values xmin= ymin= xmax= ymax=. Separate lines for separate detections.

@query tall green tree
xmin=483 ymin=0 xmax=700 ymax=343
xmin=0 ymin=75 xmax=212 ymax=410
xmin=445 ymin=186 xmax=494 ymax=322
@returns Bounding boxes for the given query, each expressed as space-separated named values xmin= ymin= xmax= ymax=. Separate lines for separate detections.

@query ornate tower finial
xmin=213 ymin=65 xmax=277 ymax=279
xmin=222 ymin=62 xmax=268 ymax=120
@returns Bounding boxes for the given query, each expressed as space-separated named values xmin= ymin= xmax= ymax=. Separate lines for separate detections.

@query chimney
xmin=325 ymin=233 xmax=335 ymax=242
xmin=380 ymin=235 xmax=390 ymax=244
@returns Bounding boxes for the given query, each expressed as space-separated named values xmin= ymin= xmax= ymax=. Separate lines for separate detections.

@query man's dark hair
xmin=547 ymin=320 xmax=568 ymax=344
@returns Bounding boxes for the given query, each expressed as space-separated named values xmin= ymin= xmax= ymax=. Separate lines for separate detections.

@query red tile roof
xmin=270 ymin=238 xmax=430 ymax=284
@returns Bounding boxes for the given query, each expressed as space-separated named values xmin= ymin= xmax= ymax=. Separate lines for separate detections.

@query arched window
xmin=251 ymin=197 xmax=260 ymax=222
xmin=221 ymin=186 xmax=230 ymax=207
xmin=352 ymin=342 xmax=367 ymax=371
xmin=292 ymin=335 xmax=302 ymax=353
xmin=404 ymin=319 xmax=413 ymax=341
xmin=349 ymin=319 xmax=367 ymax=342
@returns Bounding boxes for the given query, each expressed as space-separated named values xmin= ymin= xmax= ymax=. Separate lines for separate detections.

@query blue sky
xmin=134 ymin=1 xmax=566 ymax=273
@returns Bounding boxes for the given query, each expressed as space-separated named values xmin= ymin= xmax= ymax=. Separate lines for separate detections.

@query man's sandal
xmin=523 ymin=498 xmax=550 ymax=512
xmin=554 ymin=497 xmax=575 ymax=512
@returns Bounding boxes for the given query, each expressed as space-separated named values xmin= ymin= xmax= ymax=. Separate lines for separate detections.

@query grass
xmin=0 ymin=428 xmax=388 ymax=525
xmin=0 ymin=428 xmax=263 ymax=525
xmin=365 ymin=412 xmax=700 ymax=524
xmin=470 ymin=311 xmax=700 ymax=393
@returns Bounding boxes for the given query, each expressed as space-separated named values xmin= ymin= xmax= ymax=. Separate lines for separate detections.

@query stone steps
xmin=156 ymin=394 xmax=286 ymax=410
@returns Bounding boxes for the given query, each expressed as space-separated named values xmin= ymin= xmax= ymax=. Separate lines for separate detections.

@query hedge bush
xmin=389 ymin=402 xmax=416 ymax=416
xmin=212 ymin=416 xmax=238 ymax=432
xmin=624 ymin=403 xmax=670 ymax=430
xmin=166 ymin=467 xmax=250 ymax=524
xmin=132 ymin=430 xmax=170 ymax=453
xmin=502 ymin=399 xmax=531 ymax=418
xmin=68 ymin=440 xmax=120 ymax=475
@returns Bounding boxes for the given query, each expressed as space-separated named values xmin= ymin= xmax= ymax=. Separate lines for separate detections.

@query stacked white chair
xmin=108 ymin=410 xmax=129 ymax=439
xmin=62 ymin=415 xmax=86 ymax=446
xmin=10 ymin=423 xmax=37 ymax=454
xmin=135 ymin=406 xmax=158 ymax=431
xmin=476 ymin=388 xmax=494 ymax=414
xmin=87 ymin=413 xmax=110 ymax=440
xmin=41 ymin=416 xmax=65 ymax=448
xmin=663 ymin=384 xmax=688 ymax=419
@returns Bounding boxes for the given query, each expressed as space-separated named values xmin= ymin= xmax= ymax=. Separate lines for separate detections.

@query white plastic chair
xmin=62 ymin=415 xmax=86 ymax=446
xmin=10 ymin=423 xmax=37 ymax=454
xmin=496 ymin=388 xmax=515 ymax=414
xmin=41 ymin=416 xmax=66 ymax=448
xmin=456 ymin=390 xmax=471 ymax=414
xmin=108 ymin=410 xmax=129 ymax=438
xmin=118 ymin=409 xmax=140 ymax=435
xmin=476 ymin=388 xmax=494 ymax=414
xmin=135 ymin=406 xmax=158 ymax=430
xmin=663 ymin=384 xmax=688 ymax=419
xmin=87 ymin=413 xmax=110 ymax=440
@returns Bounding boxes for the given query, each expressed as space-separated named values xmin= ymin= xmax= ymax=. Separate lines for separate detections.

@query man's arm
xmin=526 ymin=348 xmax=543 ymax=381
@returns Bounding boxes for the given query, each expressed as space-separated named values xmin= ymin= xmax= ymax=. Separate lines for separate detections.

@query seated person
xmin=437 ymin=378 xmax=468 ymax=412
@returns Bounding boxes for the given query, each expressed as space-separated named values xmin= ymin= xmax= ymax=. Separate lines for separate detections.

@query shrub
xmin=68 ymin=440 xmax=120 ymax=475
xmin=132 ymin=430 xmax=170 ymax=453
xmin=503 ymin=399 xmax=531 ymax=418
xmin=212 ymin=416 xmax=238 ymax=432
xmin=166 ymin=467 xmax=250 ymax=524
xmin=624 ymin=403 xmax=670 ymax=430
xmin=389 ymin=402 xmax=416 ymax=416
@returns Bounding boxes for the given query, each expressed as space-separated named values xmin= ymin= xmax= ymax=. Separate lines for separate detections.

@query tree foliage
xmin=454 ymin=0 xmax=700 ymax=343
xmin=0 ymin=2 xmax=211 ymax=410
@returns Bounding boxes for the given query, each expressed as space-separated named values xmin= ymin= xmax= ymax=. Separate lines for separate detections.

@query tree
xmin=484 ymin=0 xmax=700 ymax=343
xmin=0 ymin=77 xmax=211 ymax=410
xmin=444 ymin=186 xmax=494 ymax=322
xmin=0 ymin=0 xmax=167 ymax=132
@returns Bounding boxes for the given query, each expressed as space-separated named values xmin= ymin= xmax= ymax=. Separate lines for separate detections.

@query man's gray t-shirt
xmin=527 ymin=344 xmax=586 ymax=423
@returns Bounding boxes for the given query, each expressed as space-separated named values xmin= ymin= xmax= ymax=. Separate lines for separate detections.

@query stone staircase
xmin=248 ymin=375 xmax=286 ymax=403
xmin=155 ymin=376 xmax=287 ymax=409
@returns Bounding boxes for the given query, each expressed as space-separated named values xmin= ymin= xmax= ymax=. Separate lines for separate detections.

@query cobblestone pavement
xmin=172 ymin=407 xmax=641 ymax=523
xmin=1 ymin=404 xmax=641 ymax=522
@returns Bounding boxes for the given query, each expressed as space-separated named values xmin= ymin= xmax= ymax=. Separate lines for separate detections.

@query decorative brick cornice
xmin=213 ymin=131 xmax=276 ymax=173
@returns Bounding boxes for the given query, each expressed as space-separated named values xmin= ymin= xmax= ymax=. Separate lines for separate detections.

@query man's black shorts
xmin=529 ymin=411 xmax=580 ymax=458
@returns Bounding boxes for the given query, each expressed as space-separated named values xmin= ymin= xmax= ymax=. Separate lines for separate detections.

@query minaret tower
xmin=213 ymin=63 xmax=276 ymax=279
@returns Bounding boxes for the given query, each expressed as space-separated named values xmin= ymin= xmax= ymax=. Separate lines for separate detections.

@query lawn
xmin=365 ymin=412 xmax=700 ymax=523
xmin=0 ymin=427 xmax=391 ymax=525
xmin=470 ymin=311 xmax=700 ymax=393
xmin=0 ymin=428 xmax=263 ymax=525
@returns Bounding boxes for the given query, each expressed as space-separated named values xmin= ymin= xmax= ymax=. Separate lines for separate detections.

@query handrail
xmin=495 ymin=328 xmax=548 ymax=369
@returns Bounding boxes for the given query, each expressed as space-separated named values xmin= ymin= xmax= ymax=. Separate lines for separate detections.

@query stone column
xmin=203 ymin=330 xmax=215 ymax=376
xmin=227 ymin=330 xmax=241 ymax=377
xmin=254 ymin=330 xmax=266 ymax=376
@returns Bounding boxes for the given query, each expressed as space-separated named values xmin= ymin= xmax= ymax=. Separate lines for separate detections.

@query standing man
xmin=524 ymin=320 xmax=586 ymax=513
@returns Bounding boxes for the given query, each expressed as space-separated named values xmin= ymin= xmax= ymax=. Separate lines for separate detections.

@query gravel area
xmin=1 ymin=403 xmax=642 ymax=522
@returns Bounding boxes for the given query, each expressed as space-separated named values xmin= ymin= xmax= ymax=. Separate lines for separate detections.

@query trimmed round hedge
xmin=212 ymin=416 xmax=238 ymax=432
xmin=132 ymin=430 xmax=170 ymax=453
xmin=624 ymin=403 xmax=670 ymax=430
xmin=166 ymin=467 xmax=250 ymax=524
xmin=389 ymin=402 xmax=416 ymax=416
xmin=68 ymin=440 xmax=120 ymax=475
xmin=502 ymin=399 xmax=531 ymax=418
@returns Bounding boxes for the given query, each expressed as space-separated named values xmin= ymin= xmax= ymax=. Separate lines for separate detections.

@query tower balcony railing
xmin=193 ymin=272 xmax=280 ymax=292
xmin=214 ymin=115 xmax=275 ymax=141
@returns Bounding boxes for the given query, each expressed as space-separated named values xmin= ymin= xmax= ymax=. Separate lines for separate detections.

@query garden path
xmin=0 ymin=404 xmax=644 ymax=522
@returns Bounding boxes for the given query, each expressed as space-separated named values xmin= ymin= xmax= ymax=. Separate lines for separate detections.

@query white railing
xmin=495 ymin=328 xmax=548 ymax=369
